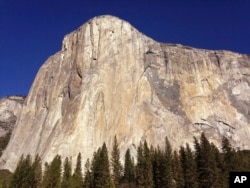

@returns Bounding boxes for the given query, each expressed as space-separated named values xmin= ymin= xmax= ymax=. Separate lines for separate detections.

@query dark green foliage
xmin=72 ymin=153 xmax=84 ymax=188
xmin=10 ymin=154 xmax=33 ymax=188
xmin=135 ymin=142 xmax=144 ymax=187
xmin=111 ymin=136 xmax=123 ymax=186
xmin=0 ymin=132 xmax=11 ymax=157
xmin=172 ymin=150 xmax=184 ymax=188
xmin=135 ymin=141 xmax=153 ymax=188
xmin=123 ymin=148 xmax=135 ymax=184
xmin=151 ymin=146 xmax=164 ymax=187
xmin=83 ymin=158 xmax=92 ymax=188
xmin=61 ymin=157 xmax=72 ymax=188
xmin=42 ymin=155 xmax=62 ymax=188
xmin=194 ymin=133 xmax=220 ymax=187
xmin=91 ymin=143 xmax=111 ymax=188
xmin=0 ymin=169 xmax=12 ymax=187
xmin=143 ymin=141 xmax=154 ymax=188
xmin=162 ymin=137 xmax=173 ymax=187
xmin=7 ymin=133 xmax=250 ymax=188
xmin=180 ymin=144 xmax=198 ymax=188
xmin=30 ymin=154 xmax=42 ymax=188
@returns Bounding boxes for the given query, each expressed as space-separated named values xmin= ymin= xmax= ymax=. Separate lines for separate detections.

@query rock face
xmin=0 ymin=96 xmax=25 ymax=138
xmin=1 ymin=15 xmax=250 ymax=171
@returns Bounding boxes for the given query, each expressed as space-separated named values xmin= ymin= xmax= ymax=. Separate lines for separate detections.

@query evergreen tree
xmin=180 ymin=144 xmax=198 ymax=188
xmin=135 ymin=141 xmax=153 ymax=188
xmin=172 ymin=150 xmax=184 ymax=188
xmin=41 ymin=162 xmax=50 ymax=188
xmin=83 ymin=158 xmax=92 ymax=188
xmin=135 ymin=142 xmax=145 ymax=187
xmin=162 ymin=137 xmax=173 ymax=187
xmin=31 ymin=154 xmax=42 ymax=188
xmin=143 ymin=141 xmax=153 ymax=188
xmin=10 ymin=154 xmax=33 ymax=188
xmin=194 ymin=133 xmax=220 ymax=187
xmin=92 ymin=143 xmax=111 ymax=188
xmin=111 ymin=136 xmax=123 ymax=187
xmin=123 ymin=148 xmax=135 ymax=184
xmin=72 ymin=153 xmax=84 ymax=188
xmin=221 ymin=136 xmax=236 ymax=187
xmin=151 ymin=146 xmax=164 ymax=188
xmin=61 ymin=157 xmax=72 ymax=188
xmin=42 ymin=155 xmax=62 ymax=188
xmin=211 ymin=142 xmax=226 ymax=188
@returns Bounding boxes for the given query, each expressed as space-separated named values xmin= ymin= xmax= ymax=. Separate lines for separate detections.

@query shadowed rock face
xmin=0 ymin=15 xmax=249 ymax=171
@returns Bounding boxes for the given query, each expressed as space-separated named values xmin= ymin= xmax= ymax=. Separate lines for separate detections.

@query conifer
xmin=31 ymin=154 xmax=42 ymax=188
xmin=136 ymin=142 xmax=145 ymax=187
xmin=143 ymin=140 xmax=153 ymax=188
xmin=123 ymin=148 xmax=135 ymax=184
xmin=180 ymin=144 xmax=198 ymax=188
xmin=10 ymin=154 xmax=33 ymax=188
xmin=172 ymin=150 xmax=184 ymax=188
xmin=61 ymin=157 xmax=72 ymax=188
xmin=111 ymin=136 xmax=123 ymax=187
xmin=42 ymin=155 xmax=62 ymax=188
xmin=162 ymin=137 xmax=173 ymax=187
xmin=83 ymin=158 xmax=92 ymax=188
xmin=92 ymin=143 xmax=111 ymax=188
xmin=72 ymin=153 xmax=84 ymax=188
xmin=194 ymin=133 xmax=220 ymax=187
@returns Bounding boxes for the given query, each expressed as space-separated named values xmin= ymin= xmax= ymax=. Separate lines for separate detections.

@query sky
xmin=0 ymin=0 xmax=250 ymax=98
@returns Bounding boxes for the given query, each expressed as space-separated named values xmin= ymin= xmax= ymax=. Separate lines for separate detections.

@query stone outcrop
xmin=0 ymin=96 xmax=25 ymax=138
xmin=0 ymin=15 xmax=249 ymax=172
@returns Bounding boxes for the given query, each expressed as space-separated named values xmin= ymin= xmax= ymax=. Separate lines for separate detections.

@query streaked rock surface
xmin=1 ymin=15 xmax=249 ymax=171
xmin=0 ymin=96 xmax=25 ymax=138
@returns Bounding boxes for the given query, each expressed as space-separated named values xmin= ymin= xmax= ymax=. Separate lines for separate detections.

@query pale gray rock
xmin=0 ymin=15 xmax=249 ymax=171
xmin=0 ymin=96 xmax=25 ymax=137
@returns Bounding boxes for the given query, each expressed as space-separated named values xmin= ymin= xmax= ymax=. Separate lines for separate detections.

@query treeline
xmin=1 ymin=133 xmax=250 ymax=188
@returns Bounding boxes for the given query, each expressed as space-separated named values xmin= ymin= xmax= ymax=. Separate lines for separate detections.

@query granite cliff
xmin=0 ymin=96 xmax=25 ymax=156
xmin=1 ymin=15 xmax=249 ymax=171
xmin=0 ymin=96 xmax=25 ymax=138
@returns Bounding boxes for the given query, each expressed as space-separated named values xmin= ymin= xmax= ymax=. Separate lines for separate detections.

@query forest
xmin=0 ymin=133 xmax=250 ymax=188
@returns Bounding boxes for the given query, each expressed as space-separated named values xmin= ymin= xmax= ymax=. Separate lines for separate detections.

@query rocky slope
xmin=1 ymin=15 xmax=249 ymax=171
xmin=0 ymin=96 xmax=25 ymax=156
xmin=0 ymin=96 xmax=25 ymax=138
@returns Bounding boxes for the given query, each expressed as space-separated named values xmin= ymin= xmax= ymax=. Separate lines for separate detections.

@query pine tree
xmin=172 ymin=150 xmax=184 ymax=188
xmin=123 ymin=148 xmax=135 ymax=185
xmin=162 ymin=137 xmax=173 ymax=187
xmin=135 ymin=141 xmax=153 ymax=188
xmin=72 ymin=153 xmax=84 ymax=188
xmin=136 ymin=142 xmax=145 ymax=187
xmin=111 ymin=136 xmax=123 ymax=187
xmin=211 ymin=142 xmax=226 ymax=188
xmin=194 ymin=133 xmax=220 ymax=187
xmin=83 ymin=158 xmax=92 ymax=188
xmin=31 ymin=154 xmax=42 ymax=188
xmin=41 ymin=162 xmax=50 ymax=188
xmin=61 ymin=157 xmax=72 ymax=188
xmin=143 ymin=141 xmax=153 ymax=188
xmin=180 ymin=144 xmax=198 ymax=188
xmin=151 ymin=146 xmax=164 ymax=188
xmin=100 ymin=143 xmax=111 ymax=187
xmin=42 ymin=155 xmax=62 ymax=188
xmin=92 ymin=143 xmax=111 ymax=188
xmin=10 ymin=154 xmax=33 ymax=188
xmin=221 ymin=136 xmax=236 ymax=187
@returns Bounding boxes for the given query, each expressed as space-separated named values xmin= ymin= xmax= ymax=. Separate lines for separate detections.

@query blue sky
xmin=0 ymin=0 xmax=249 ymax=98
